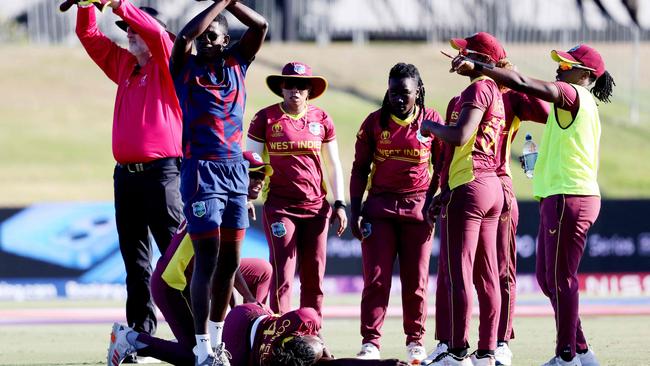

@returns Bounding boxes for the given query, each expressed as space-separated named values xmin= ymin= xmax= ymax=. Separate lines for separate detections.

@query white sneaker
xmin=107 ymin=323 xmax=136 ymax=366
xmin=470 ymin=353 xmax=496 ymax=366
xmin=541 ymin=355 xmax=582 ymax=366
xmin=423 ymin=343 xmax=448 ymax=365
xmin=577 ymin=349 xmax=599 ymax=366
xmin=213 ymin=343 xmax=231 ymax=366
xmin=495 ymin=343 xmax=513 ymax=366
xmin=428 ymin=352 xmax=473 ymax=366
xmin=356 ymin=343 xmax=381 ymax=360
xmin=407 ymin=342 xmax=427 ymax=363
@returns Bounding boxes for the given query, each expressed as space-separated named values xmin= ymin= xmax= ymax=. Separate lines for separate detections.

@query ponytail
xmin=591 ymin=70 xmax=615 ymax=104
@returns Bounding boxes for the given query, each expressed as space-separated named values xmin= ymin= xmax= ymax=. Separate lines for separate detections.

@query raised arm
xmin=421 ymin=106 xmax=483 ymax=146
xmin=75 ymin=3 xmax=128 ymax=84
xmin=227 ymin=2 xmax=268 ymax=61
xmin=170 ymin=0 xmax=234 ymax=75
xmin=108 ymin=0 xmax=174 ymax=70
xmin=453 ymin=56 xmax=563 ymax=104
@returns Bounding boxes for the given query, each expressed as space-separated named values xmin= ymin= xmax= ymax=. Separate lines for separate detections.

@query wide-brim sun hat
xmin=266 ymin=62 xmax=328 ymax=100
xmin=243 ymin=151 xmax=273 ymax=177
xmin=550 ymin=44 xmax=605 ymax=78
xmin=449 ymin=31 xmax=507 ymax=63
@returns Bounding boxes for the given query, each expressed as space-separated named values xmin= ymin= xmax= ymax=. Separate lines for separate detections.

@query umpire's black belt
xmin=117 ymin=157 xmax=180 ymax=173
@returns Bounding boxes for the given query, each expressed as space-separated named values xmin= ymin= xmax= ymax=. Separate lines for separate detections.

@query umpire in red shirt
xmin=72 ymin=0 xmax=183 ymax=338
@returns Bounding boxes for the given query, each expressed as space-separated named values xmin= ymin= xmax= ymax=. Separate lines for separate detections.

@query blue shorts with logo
xmin=180 ymin=157 xmax=250 ymax=236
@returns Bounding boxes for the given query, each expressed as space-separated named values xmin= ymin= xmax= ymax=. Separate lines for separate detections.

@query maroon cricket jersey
xmin=497 ymin=90 xmax=549 ymax=177
xmin=251 ymin=307 xmax=321 ymax=366
xmin=248 ymin=104 xmax=335 ymax=210
xmin=446 ymin=77 xmax=506 ymax=189
xmin=350 ymin=107 xmax=444 ymax=199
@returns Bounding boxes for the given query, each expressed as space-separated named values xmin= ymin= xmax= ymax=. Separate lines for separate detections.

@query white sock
xmin=208 ymin=321 xmax=225 ymax=349
xmin=195 ymin=334 xmax=212 ymax=362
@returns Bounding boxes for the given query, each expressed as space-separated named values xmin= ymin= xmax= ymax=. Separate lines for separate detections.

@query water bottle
xmin=521 ymin=134 xmax=538 ymax=179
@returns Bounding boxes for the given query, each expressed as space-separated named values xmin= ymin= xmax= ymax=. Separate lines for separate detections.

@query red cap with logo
xmin=551 ymin=44 xmax=605 ymax=78
xmin=243 ymin=151 xmax=272 ymax=176
xmin=450 ymin=32 xmax=506 ymax=63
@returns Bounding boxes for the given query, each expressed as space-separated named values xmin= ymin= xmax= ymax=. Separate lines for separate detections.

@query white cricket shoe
xmin=541 ymin=355 xmax=582 ymax=366
xmin=213 ymin=343 xmax=231 ymax=366
xmin=427 ymin=352 xmax=473 ymax=366
xmin=495 ymin=343 xmax=513 ymax=366
xmin=470 ymin=352 xmax=496 ymax=366
xmin=577 ymin=349 xmax=599 ymax=366
xmin=107 ymin=323 xmax=136 ymax=366
xmin=356 ymin=343 xmax=381 ymax=360
xmin=423 ymin=343 xmax=449 ymax=365
xmin=407 ymin=342 xmax=427 ymax=363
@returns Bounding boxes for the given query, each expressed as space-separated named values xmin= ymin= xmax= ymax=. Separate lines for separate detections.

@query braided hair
xmin=379 ymin=62 xmax=426 ymax=130
xmin=590 ymin=70 xmax=615 ymax=104
xmin=268 ymin=336 xmax=319 ymax=366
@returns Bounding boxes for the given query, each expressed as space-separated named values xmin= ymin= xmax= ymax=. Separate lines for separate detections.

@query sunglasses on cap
xmin=282 ymin=79 xmax=311 ymax=90
xmin=459 ymin=48 xmax=493 ymax=61
xmin=558 ymin=61 xmax=596 ymax=72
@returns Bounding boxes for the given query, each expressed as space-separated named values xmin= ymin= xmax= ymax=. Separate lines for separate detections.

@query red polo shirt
xmin=76 ymin=0 xmax=182 ymax=164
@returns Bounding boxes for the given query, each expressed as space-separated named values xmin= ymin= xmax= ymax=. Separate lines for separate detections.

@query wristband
xmin=333 ymin=200 xmax=346 ymax=210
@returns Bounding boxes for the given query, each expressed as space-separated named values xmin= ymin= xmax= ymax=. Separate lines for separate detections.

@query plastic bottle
xmin=522 ymin=134 xmax=538 ymax=179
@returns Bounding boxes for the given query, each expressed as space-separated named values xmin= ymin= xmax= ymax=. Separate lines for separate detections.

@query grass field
xmin=1 ymin=298 xmax=649 ymax=366
xmin=1 ymin=42 xmax=650 ymax=205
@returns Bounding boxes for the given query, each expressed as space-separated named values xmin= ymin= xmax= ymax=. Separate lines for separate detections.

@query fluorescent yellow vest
xmin=533 ymin=84 xmax=601 ymax=199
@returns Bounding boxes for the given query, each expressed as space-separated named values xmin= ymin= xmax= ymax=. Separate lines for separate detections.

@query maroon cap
xmin=551 ymin=44 xmax=605 ymax=78
xmin=266 ymin=62 xmax=328 ymax=100
xmin=243 ymin=151 xmax=272 ymax=176
xmin=450 ymin=32 xmax=506 ymax=63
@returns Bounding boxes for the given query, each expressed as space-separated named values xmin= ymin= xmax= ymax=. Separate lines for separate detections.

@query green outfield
xmin=1 ymin=43 xmax=649 ymax=205
xmin=0 ymin=299 xmax=649 ymax=366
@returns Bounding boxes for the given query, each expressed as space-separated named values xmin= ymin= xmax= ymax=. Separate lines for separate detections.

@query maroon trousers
xmin=263 ymin=204 xmax=329 ymax=316
xmin=496 ymin=176 xmax=518 ymax=341
xmin=436 ymin=176 xmax=503 ymax=351
xmin=360 ymin=193 xmax=433 ymax=348
xmin=536 ymin=194 xmax=600 ymax=358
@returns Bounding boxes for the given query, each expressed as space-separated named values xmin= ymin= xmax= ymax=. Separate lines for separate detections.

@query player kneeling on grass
xmin=107 ymin=152 xmax=273 ymax=366
xmin=448 ymin=44 xmax=614 ymax=366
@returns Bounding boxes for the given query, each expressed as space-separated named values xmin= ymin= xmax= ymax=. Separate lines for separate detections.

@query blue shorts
xmin=180 ymin=157 xmax=250 ymax=235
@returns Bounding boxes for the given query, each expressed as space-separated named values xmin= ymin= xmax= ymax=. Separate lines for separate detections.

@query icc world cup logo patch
xmin=271 ymin=123 xmax=284 ymax=137
xmin=192 ymin=201 xmax=207 ymax=218
xmin=380 ymin=130 xmax=391 ymax=144
xmin=271 ymin=222 xmax=287 ymax=238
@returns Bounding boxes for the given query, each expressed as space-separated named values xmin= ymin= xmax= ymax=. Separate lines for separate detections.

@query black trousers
xmin=113 ymin=158 xmax=183 ymax=335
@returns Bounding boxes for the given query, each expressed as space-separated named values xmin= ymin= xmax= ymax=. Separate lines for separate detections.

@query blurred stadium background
xmin=0 ymin=0 xmax=649 ymax=364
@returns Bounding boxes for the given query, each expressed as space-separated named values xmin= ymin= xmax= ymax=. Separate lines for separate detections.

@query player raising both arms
xmin=420 ymin=32 xmax=507 ymax=366
xmin=170 ymin=1 xmax=268 ymax=365
xmin=350 ymin=63 xmax=444 ymax=363
xmin=451 ymin=44 xmax=614 ymax=366
xmin=246 ymin=62 xmax=347 ymax=318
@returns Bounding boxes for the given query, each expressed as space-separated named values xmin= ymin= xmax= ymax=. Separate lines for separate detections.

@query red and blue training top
xmin=172 ymin=46 xmax=251 ymax=160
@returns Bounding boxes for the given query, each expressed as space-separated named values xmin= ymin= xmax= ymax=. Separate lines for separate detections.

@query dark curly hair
xmin=379 ymin=62 xmax=425 ymax=130
xmin=590 ymin=70 xmax=615 ymax=104
xmin=268 ymin=336 xmax=319 ymax=366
